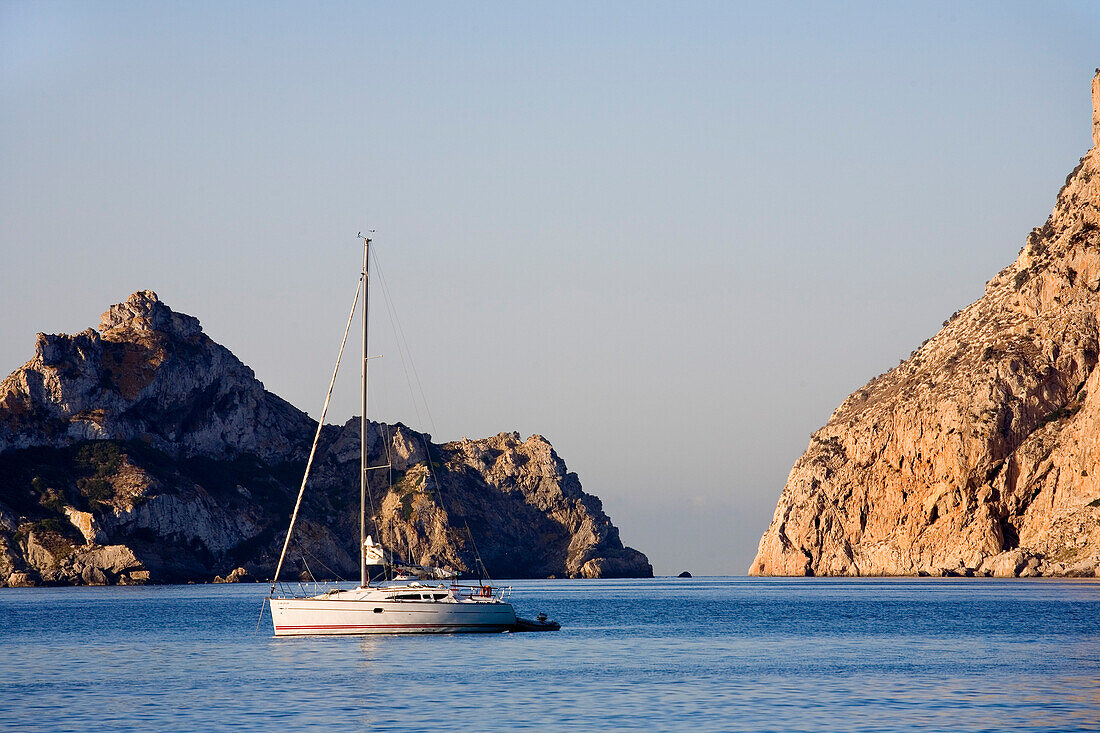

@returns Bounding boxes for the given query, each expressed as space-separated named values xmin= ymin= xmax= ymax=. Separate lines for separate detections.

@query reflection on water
xmin=356 ymin=637 xmax=381 ymax=661
xmin=2 ymin=578 xmax=1099 ymax=732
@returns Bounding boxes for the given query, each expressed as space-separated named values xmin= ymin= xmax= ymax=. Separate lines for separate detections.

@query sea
xmin=2 ymin=577 xmax=1099 ymax=732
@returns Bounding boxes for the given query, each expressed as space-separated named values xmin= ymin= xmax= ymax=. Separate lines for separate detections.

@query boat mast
xmin=360 ymin=236 xmax=370 ymax=588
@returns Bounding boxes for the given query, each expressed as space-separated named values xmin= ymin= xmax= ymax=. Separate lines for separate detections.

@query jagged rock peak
xmin=1092 ymin=69 xmax=1100 ymax=147
xmin=750 ymin=70 xmax=1100 ymax=579
xmin=1 ymin=290 xmax=311 ymax=461
xmin=98 ymin=290 xmax=202 ymax=340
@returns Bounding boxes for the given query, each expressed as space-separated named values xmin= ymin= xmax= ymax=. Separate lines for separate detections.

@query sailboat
xmin=268 ymin=236 xmax=554 ymax=636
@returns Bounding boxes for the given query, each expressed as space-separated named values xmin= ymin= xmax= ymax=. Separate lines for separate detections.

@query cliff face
xmin=0 ymin=290 xmax=314 ymax=462
xmin=750 ymin=71 xmax=1100 ymax=578
xmin=0 ymin=292 xmax=651 ymax=586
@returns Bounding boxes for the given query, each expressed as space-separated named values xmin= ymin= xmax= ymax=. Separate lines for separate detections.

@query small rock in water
xmin=227 ymin=567 xmax=250 ymax=583
xmin=677 ymin=571 xmax=692 ymax=578
xmin=122 ymin=570 xmax=150 ymax=585
xmin=214 ymin=567 xmax=251 ymax=583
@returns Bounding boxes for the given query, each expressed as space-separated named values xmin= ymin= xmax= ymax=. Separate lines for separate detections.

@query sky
xmin=2 ymin=2 xmax=1100 ymax=575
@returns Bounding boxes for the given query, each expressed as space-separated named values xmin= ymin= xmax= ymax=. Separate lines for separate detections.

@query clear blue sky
xmin=2 ymin=2 xmax=1099 ymax=574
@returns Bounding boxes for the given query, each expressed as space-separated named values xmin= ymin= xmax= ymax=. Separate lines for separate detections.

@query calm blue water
xmin=2 ymin=578 xmax=1099 ymax=732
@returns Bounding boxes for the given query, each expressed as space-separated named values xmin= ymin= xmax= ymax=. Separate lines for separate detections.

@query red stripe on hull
xmin=276 ymin=623 xmax=507 ymax=630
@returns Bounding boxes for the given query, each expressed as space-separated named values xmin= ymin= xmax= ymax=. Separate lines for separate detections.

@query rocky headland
xmin=0 ymin=291 xmax=651 ymax=586
xmin=750 ymin=71 xmax=1100 ymax=578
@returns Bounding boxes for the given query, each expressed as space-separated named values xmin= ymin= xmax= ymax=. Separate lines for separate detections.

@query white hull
xmin=270 ymin=589 xmax=517 ymax=636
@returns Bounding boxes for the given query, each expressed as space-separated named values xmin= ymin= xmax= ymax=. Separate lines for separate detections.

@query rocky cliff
xmin=750 ymin=71 xmax=1100 ymax=578
xmin=0 ymin=291 xmax=650 ymax=586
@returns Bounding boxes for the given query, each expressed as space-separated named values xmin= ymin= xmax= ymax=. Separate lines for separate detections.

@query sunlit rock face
xmin=750 ymin=71 xmax=1100 ymax=578
xmin=0 ymin=293 xmax=650 ymax=586
xmin=0 ymin=290 xmax=314 ymax=462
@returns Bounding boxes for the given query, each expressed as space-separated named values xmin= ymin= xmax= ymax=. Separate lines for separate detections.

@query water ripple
xmin=1 ymin=578 xmax=1098 ymax=731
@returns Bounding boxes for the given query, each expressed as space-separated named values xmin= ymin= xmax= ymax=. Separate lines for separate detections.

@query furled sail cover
xmin=363 ymin=536 xmax=385 ymax=565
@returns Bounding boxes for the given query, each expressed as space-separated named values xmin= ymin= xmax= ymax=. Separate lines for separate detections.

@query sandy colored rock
xmin=7 ymin=571 xmax=35 ymax=587
xmin=64 ymin=507 xmax=106 ymax=544
xmin=985 ymin=550 xmax=1026 ymax=578
xmin=1094 ymin=69 xmax=1100 ymax=148
xmin=22 ymin=532 xmax=61 ymax=578
xmin=213 ymin=567 xmax=249 ymax=583
xmin=75 ymin=544 xmax=142 ymax=575
xmin=226 ymin=566 xmax=250 ymax=582
xmin=364 ymin=429 xmax=652 ymax=579
xmin=751 ymin=71 xmax=1100 ymax=577
xmin=80 ymin=566 xmax=108 ymax=585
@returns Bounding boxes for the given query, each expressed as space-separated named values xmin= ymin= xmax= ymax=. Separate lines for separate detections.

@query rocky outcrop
xmin=213 ymin=567 xmax=251 ymax=583
xmin=370 ymin=430 xmax=651 ymax=579
xmin=0 ymin=292 xmax=651 ymax=586
xmin=0 ymin=290 xmax=313 ymax=462
xmin=750 ymin=70 xmax=1100 ymax=578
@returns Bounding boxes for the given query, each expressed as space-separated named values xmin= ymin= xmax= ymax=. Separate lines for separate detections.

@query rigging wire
xmin=301 ymin=547 xmax=347 ymax=583
xmin=300 ymin=554 xmax=317 ymax=584
xmin=361 ymin=249 xmax=411 ymax=581
xmin=253 ymin=597 xmax=268 ymax=636
xmin=378 ymin=420 xmax=396 ymax=580
xmin=371 ymin=247 xmax=493 ymax=585
xmin=268 ymin=272 xmax=363 ymax=596
xmin=372 ymin=249 xmax=437 ymax=433
xmin=362 ymin=317 xmax=397 ymax=580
